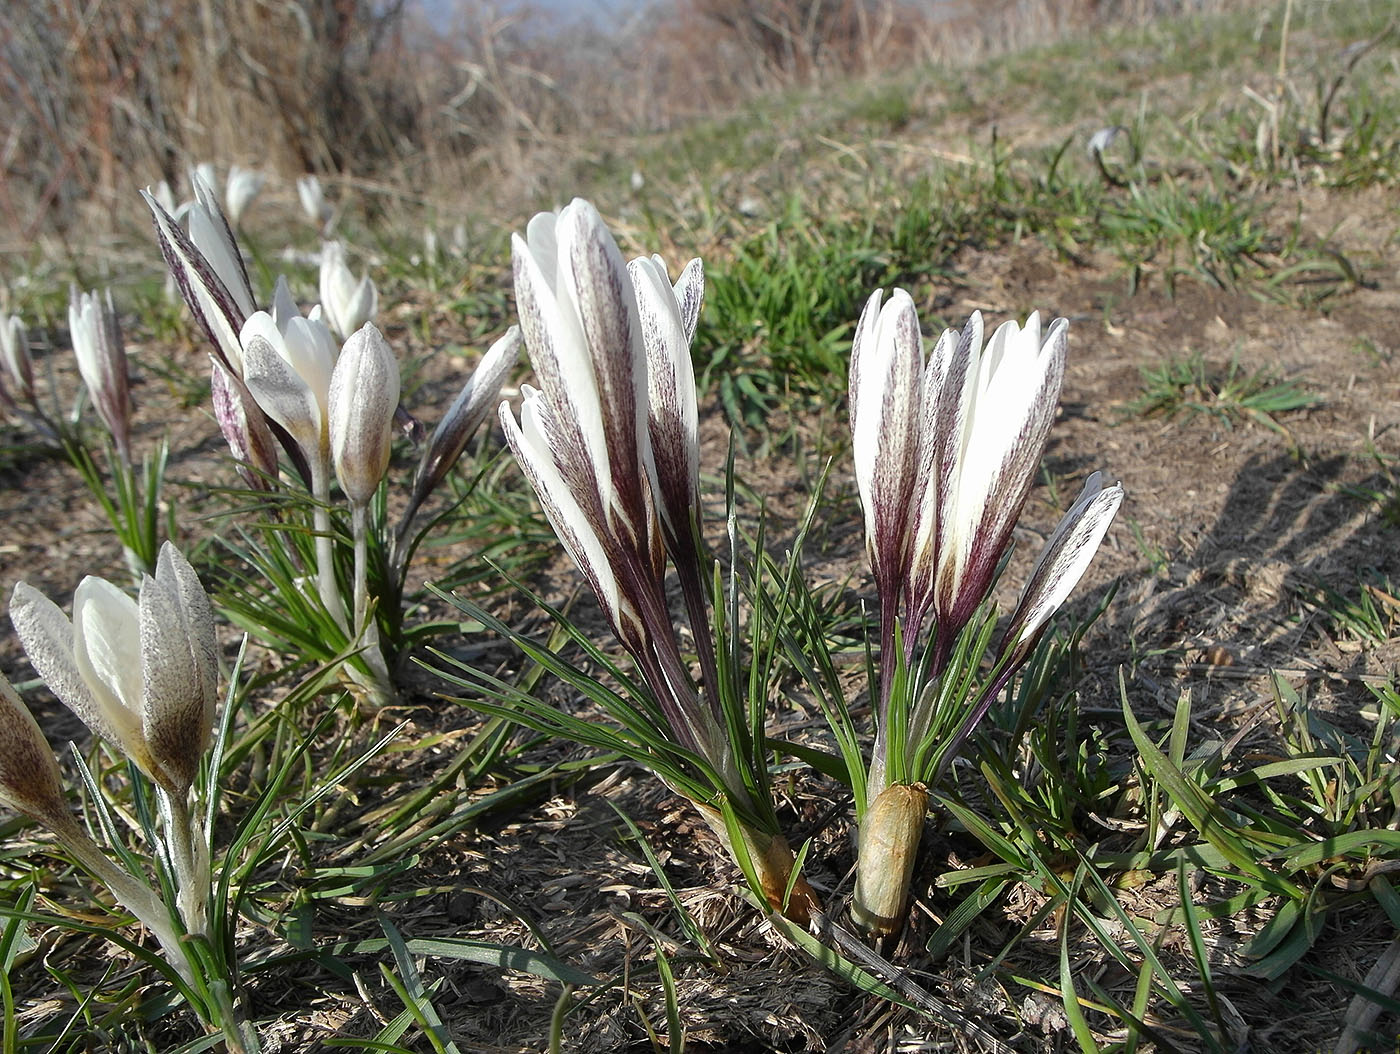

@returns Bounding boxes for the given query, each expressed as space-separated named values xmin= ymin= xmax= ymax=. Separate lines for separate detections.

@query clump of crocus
xmin=845 ymin=290 xmax=1123 ymax=934
xmin=492 ymin=199 xmax=816 ymax=920
xmin=143 ymin=186 xmax=520 ymax=707
xmin=7 ymin=542 xmax=218 ymax=949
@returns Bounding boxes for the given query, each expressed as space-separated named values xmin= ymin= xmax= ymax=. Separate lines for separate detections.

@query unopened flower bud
xmin=1 ymin=314 xmax=34 ymax=407
xmin=0 ymin=673 xmax=73 ymax=831
xmin=68 ymin=287 xmax=132 ymax=464
xmin=329 ymin=323 xmax=400 ymax=506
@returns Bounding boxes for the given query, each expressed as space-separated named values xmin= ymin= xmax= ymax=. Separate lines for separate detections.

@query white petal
xmin=501 ymin=394 xmax=627 ymax=637
xmin=73 ymin=577 xmax=144 ymax=730
xmin=1005 ymin=474 xmax=1124 ymax=651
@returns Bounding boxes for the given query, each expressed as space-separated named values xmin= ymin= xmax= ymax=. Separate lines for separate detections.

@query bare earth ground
xmin=3 ymin=175 xmax=1400 ymax=1052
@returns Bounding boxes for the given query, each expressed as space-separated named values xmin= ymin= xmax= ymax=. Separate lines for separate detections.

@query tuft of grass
xmin=1125 ymin=349 xmax=1320 ymax=433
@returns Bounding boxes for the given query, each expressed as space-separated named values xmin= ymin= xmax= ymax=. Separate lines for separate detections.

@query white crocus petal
xmin=297 ymin=175 xmax=328 ymax=224
xmin=241 ymin=309 xmax=337 ymax=464
xmin=501 ymin=390 xmax=632 ymax=642
xmin=319 ymin=242 xmax=378 ymax=341
xmin=270 ymin=275 xmax=300 ymax=331
xmin=68 ymin=287 xmax=130 ymax=460
xmin=329 ymin=323 xmax=400 ymax=505
xmin=73 ymin=577 xmax=145 ymax=740
xmin=1004 ymin=473 xmax=1124 ymax=657
xmin=153 ymin=179 xmax=178 ymax=216
xmin=631 ymin=254 xmax=699 ymax=546
xmin=188 ymin=176 xmax=256 ymax=319
xmin=10 ymin=583 xmax=120 ymax=750
xmin=850 ymin=288 xmax=922 ymax=586
xmin=191 ymin=162 xmax=217 ymax=195
xmin=1 ymin=314 xmax=32 ymax=403
xmin=224 ymin=165 xmax=265 ymax=226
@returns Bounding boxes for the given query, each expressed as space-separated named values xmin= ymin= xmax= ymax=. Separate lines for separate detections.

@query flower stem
xmin=160 ymin=789 xmax=208 ymax=938
xmin=310 ymin=458 xmax=348 ymax=634
xmin=349 ymin=500 xmax=394 ymax=707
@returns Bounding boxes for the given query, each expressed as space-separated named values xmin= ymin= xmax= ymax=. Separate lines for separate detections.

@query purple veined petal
xmin=141 ymin=187 xmax=249 ymax=374
xmin=410 ymin=326 xmax=521 ymax=510
xmin=210 ymin=356 xmax=281 ymax=490
xmin=500 ymin=390 xmax=640 ymax=646
xmin=1001 ymin=472 xmax=1124 ymax=663
xmin=847 ymin=288 xmax=883 ymax=442
xmin=849 ymin=288 xmax=923 ymax=589
xmin=904 ymin=322 xmax=963 ymax=626
xmin=512 ymin=227 xmax=612 ymax=524
xmin=0 ymin=674 xmax=72 ymax=830
xmin=189 ymin=176 xmax=256 ymax=319
xmin=937 ymin=313 xmax=1067 ymax=631
xmin=554 ymin=200 xmax=652 ymax=542
xmin=630 ymin=254 xmax=699 ymax=553
xmin=672 ymin=257 xmax=704 ymax=345
xmin=329 ymin=322 xmax=400 ymax=506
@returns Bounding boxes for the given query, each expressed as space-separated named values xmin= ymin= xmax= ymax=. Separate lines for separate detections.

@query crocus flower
xmin=143 ymin=176 xmax=255 ymax=375
xmin=847 ymin=290 xmax=1123 ymax=934
xmin=406 ymin=325 xmax=521 ymax=522
xmin=0 ymin=313 xmax=33 ymax=408
xmin=329 ymin=322 xmax=399 ymax=506
xmin=10 ymin=542 xmax=219 ymax=801
xmin=240 ymin=277 xmax=339 ymax=477
xmin=68 ymin=286 xmax=132 ymax=465
xmin=224 ymin=165 xmax=265 ymax=227
xmin=502 ymin=200 xmax=665 ymax=662
xmin=319 ymin=241 xmax=378 ymax=342
xmin=500 ymin=200 xmax=816 ymax=920
xmin=297 ymin=174 xmax=330 ymax=227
